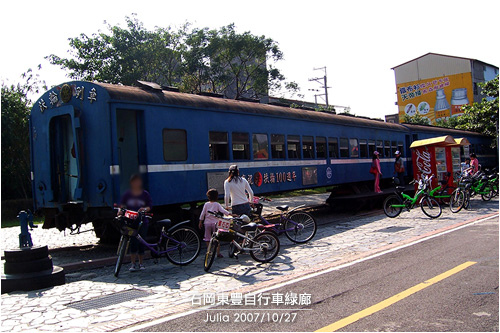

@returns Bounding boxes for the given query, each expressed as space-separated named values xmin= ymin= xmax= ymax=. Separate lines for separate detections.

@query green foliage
xmin=47 ymin=16 xmax=298 ymax=99
xmin=456 ymin=76 xmax=499 ymax=147
xmin=435 ymin=116 xmax=461 ymax=129
xmin=315 ymin=105 xmax=336 ymax=114
xmin=402 ymin=113 xmax=430 ymax=125
xmin=1 ymin=68 xmax=46 ymax=199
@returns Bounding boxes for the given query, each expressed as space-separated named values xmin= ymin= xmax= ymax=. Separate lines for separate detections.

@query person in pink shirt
xmin=372 ymin=151 xmax=383 ymax=193
xmin=199 ymin=188 xmax=230 ymax=258
xmin=470 ymin=153 xmax=479 ymax=174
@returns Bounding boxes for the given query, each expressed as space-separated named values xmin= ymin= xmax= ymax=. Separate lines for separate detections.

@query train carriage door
xmin=116 ymin=109 xmax=141 ymax=196
xmin=49 ymin=114 xmax=80 ymax=202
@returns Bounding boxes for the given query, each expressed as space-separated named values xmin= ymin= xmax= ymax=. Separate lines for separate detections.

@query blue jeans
xmin=130 ymin=223 xmax=148 ymax=255
xmin=232 ymin=203 xmax=252 ymax=216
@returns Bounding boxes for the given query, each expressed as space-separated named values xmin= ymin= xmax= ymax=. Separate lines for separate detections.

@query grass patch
xmin=1 ymin=217 xmax=44 ymax=228
xmin=267 ymin=186 xmax=333 ymax=199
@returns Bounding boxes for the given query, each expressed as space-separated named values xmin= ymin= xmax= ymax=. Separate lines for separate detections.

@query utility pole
xmin=309 ymin=67 xmax=330 ymax=107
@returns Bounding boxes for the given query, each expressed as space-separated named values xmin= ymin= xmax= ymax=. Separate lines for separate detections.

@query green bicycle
xmin=383 ymin=175 xmax=442 ymax=219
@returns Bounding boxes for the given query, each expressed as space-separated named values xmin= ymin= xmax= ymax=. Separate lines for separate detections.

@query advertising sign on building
xmin=397 ymin=72 xmax=473 ymax=124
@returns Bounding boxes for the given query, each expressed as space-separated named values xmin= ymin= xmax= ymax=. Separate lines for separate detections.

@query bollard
xmin=18 ymin=210 xmax=37 ymax=248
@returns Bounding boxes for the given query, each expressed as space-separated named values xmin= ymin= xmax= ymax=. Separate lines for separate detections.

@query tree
xmin=47 ymin=16 xmax=299 ymax=99
xmin=402 ymin=113 xmax=430 ymax=125
xmin=1 ymin=68 xmax=46 ymax=199
xmin=435 ymin=116 xmax=461 ymax=129
xmin=47 ymin=15 xmax=185 ymax=87
xmin=457 ymin=76 xmax=499 ymax=147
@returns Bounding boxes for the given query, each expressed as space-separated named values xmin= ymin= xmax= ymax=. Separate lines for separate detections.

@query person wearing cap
xmin=224 ymin=165 xmax=254 ymax=216
xmin=372 ymin=151 xmax=383 ymax=193
xmin=393 ymin=150 xmax=405 ymax=186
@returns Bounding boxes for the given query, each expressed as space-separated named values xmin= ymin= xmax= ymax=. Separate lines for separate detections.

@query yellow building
xmin=391 ymin=53 xmax=498 ymax=125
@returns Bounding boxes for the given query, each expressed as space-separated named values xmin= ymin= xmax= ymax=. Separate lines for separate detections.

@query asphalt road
xmin=139 ymin=216 xmax=498 ymax=332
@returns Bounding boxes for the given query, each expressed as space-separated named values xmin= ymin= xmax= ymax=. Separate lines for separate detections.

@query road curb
xmin=115 ymin=211 xmax=498 ymax=332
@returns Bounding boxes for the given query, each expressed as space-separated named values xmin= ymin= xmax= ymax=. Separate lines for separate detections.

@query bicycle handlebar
xmin=114 ymin=206 xmax=153 ymax=217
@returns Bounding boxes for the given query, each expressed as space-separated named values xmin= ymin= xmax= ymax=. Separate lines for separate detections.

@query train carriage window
xmin=397 ymin=142 xmax=404 ymax=155
xmin=384 ymin=140 xmax=391 ymax=157
xmin=271 ymin=134 xmax=285 ymax=159
xmin=349 ymin=138 xmax=359 ymax=158
xmin=391 ymin=141 xmax=397 ymax=156
xmin=316 ymin=137 xmax=327 ymax=158
xmin=232 ymin=132 xmax=250 ymax=160
xmin=376 ymin=140 xmax=384 ymax=157
xmin=368 ymin=140 xmax=376 ymax=156
xmin=209 ymin=131 xmax=229 ymax=161
xmin=302 ymin=136 xmax=314 ymax=159
xmin=287 ymin=135 xmax=300 ymax=159
xmin=359 ymin=139 xmax=368 ymax=158
xmin=340 ymin=138 xmax=349 ymax=158
xmin=163 ymin=129 xmax=187 ymax=161
xmin=252 ymin=134 xmax=269 ymax=160
xmin=328 ymin=138 xmax=338 ymax=158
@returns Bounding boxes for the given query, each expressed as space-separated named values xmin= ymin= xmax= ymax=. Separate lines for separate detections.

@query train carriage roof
xmin=401 ymin=123 xmax=488 ymax=138
xmin=96 ymin=82 xmax=406 ymax=131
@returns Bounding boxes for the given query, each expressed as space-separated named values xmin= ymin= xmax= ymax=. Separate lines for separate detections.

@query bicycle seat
xmin=276 ymin=205 xmax=289 ymax=211
xmin=240 ymin=222 xmax=258 ymax=231
xmin=396 ymin=186 xmax=406 ymax=192
xmin=156 ymin=219 xmax=172 ymax=228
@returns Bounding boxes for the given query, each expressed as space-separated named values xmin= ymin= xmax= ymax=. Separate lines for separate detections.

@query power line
xmin=308 ymin=66 xmax=331 ymax=107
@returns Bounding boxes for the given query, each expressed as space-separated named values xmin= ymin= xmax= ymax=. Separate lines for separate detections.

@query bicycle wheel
xmin=449 ymin=189 xmax=465 ymax=213
xmin=464 ymin=191 xmax=471 ymax=210
xmin=114 ymin=236 xmax=129 ymax=277
xmin=383 ymin=195 xmax=403 ymax=218
xmin=249 ymin=232 xmax=280 ymax=263
xmin=481 ymin=186 xmax=493 ymax=201
xmin=165 ymin=227 xmax=201 ymax=266
xmin=420 ymin=196 xmax=442 ymax=218
xmin=203 ymin=238 xmax=218 ymax=272
xmin=284 ymin=212 xmax=317 ymax=243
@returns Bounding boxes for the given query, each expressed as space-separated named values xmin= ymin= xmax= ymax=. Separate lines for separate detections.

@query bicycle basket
xmin=118 ymin=216 xmax=140 ymax=237
xmin=215 ymin=229 xmax=236 ymax=242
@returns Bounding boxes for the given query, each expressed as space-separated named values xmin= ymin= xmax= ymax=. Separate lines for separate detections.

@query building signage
xmin=396 ymin=72 xmax=473 ymax=124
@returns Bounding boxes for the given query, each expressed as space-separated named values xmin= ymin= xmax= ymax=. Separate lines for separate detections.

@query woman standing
xmin=118 ymin=174 xmax=152 ymax=272
xmin=224 ymin=165 xmax=254 ymax=216
xmin=372 ymin=151 xmax=383 ymax=193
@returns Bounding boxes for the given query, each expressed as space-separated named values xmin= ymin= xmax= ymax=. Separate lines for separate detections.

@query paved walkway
xmin=0 ymin=197 xmax=498 ymax=332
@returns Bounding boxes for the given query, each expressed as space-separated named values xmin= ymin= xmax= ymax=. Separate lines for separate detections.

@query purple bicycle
xmin=114 ymin=207 xmax=201 ymax=277
xmin=250 ymin=197 xmax=317 ymax=244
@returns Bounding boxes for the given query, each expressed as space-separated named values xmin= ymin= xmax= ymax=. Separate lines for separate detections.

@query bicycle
xmin=450 ymin=170 xmax=494 ymax=212
xmin=250 ymin=196 xmax=317 ymax=244
xmin=383 ymin=175 xmax=442 ymax=219
xmin=203 ymin=211 xmax=280 ymax=272
xmin=427 ymin=172 xmax=457 ymax=205
xmin=114 ymin=207 xmax=201 ymax=277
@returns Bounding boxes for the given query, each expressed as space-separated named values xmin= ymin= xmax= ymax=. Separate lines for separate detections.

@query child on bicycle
xmin=199 ymin=189 xmax=230 ymax=258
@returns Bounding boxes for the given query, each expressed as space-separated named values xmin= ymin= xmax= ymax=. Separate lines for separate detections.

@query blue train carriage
xmin=30 ymin=80 xmax=496 ymax=240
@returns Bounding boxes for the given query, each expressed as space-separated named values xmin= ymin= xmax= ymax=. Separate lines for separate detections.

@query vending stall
xmin=409 ymin=135 xmax=470 ymax=188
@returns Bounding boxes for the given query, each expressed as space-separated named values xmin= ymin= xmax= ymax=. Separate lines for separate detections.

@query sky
xmin=1 ymin=0 xmax=498 ymax=120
